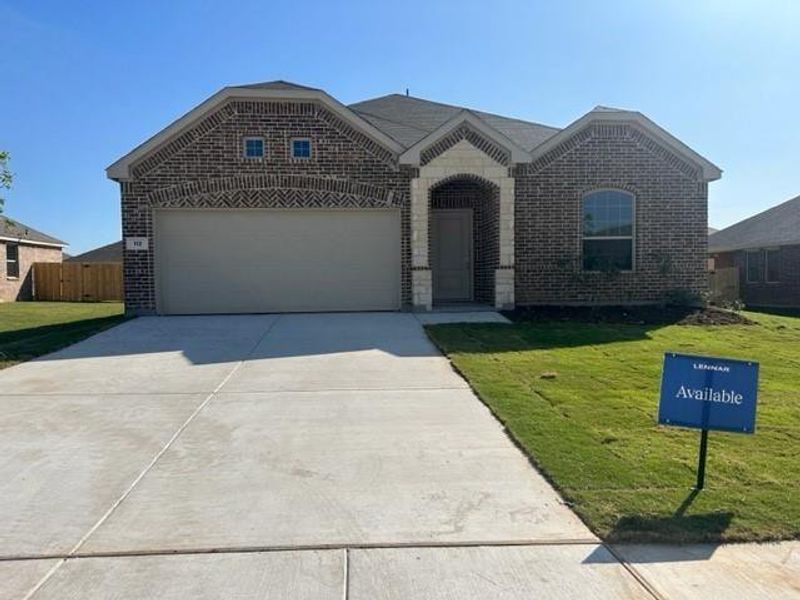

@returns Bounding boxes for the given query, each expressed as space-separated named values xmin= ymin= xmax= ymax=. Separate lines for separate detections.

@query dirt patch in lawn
xmin=505 ymin=305 xmax=754 ymax=326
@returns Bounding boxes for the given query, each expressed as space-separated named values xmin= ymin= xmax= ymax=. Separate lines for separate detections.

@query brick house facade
xmin=710 ymin=194 xmax=800 ymax=308
xmin=712 ymin=246 xmax=800 ymax=308
xmin=1 ymin=217 xmax=65 ymax=302
xmin=108 ymin=81 xmax=721 ymax=316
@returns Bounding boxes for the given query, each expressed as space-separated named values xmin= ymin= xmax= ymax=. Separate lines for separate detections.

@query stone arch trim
xmin=147 ymin=174 xmax=404 ymax=209
xmin=420 ymin=124 xmax=511 ymax=167
xmin=522 ymin=122 xmax=702 ymax=181
xmin=130 ymin=100 xmax=398 ymax=179
xmin=429 ymin=172 xmax=501 ymax=193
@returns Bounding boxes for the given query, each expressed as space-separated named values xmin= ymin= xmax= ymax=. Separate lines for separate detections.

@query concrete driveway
xmin=3 ymin=312 xmax=761 ymax=598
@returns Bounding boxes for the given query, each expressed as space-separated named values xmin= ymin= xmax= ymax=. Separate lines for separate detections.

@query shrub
xmin=664 ymin=288 xmax=709 ymax=308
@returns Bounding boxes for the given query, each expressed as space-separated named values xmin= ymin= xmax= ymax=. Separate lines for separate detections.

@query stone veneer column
xmin=411 ymin=177 xmax=432 ymax=310
xmin=495 ymin=177 xmax=515 ymax=310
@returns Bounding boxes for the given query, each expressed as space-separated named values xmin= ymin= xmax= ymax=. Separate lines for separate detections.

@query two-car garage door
xmin=154 ymin=209 xmax=401 ymax=314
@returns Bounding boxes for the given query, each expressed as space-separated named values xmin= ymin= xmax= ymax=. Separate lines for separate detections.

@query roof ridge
xmin=351 ymin=93 xmax=560 ymax=131
xmin=231 ymin=80 xmax=321 ymax=91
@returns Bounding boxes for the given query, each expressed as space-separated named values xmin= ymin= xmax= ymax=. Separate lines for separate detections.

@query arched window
xmin=582 ymin=190 xmax=634 ymax=271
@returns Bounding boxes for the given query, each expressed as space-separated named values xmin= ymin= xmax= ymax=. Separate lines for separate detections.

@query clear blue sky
xmin=2 ymin=0 xmax=798 ymax=254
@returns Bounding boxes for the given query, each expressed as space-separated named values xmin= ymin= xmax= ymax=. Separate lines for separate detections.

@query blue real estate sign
xmin=658 ymin=353 xmax=759 ymax=434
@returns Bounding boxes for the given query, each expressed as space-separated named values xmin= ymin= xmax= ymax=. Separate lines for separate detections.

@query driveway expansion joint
xmin=2 ymin=538 xmax=604 ymax=562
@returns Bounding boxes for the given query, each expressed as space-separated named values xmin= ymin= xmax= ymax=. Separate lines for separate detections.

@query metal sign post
xmin=695 ymin=429 xmax=709 ymax=490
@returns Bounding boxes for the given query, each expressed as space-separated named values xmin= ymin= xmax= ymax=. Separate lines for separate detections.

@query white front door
xmin=431 ymin=209 xmax=473 ymax=302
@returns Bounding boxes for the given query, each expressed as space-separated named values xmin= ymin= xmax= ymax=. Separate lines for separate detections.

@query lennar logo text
xmin=693 ymin=362 xmax=730 ymax=373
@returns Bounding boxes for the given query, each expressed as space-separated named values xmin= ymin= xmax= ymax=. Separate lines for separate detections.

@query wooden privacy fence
xmin=33 ymin=262 xmax=123 ymax=302
xmin=709 ymin=266 xmax=740 ymax=304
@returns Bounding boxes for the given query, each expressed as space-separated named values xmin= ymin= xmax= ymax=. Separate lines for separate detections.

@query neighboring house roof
xmin=0 ymin=216 xmax=66 ymax=247
xmin=65 ymin=240 xmax=123 ymax=263
xmin=709 ymin=194 xmax=800 ymax=253
xmin=107 ymin=80 xmax=722 ymax=183
xmin=708 ymin=227 xmax=718 ymax=235
xmin=349 ymin=93 xmax=560 ymax=151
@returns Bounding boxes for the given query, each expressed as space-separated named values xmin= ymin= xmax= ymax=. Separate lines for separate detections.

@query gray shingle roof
xmin=65 ymin=240 xmax=122 ymax=263
xmin=348 ymin=94 xmax=560 ymax=150
xmin=232 ymin=80 xmax=321 ymax=91
xmin=709 ymin=194 xmax=800 ymax=253
xmin=0 ymin=216 xmax=66 ymax=246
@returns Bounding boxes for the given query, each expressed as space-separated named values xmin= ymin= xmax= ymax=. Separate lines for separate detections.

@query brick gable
xmin=514 ymin=123 xmax=707 ymax=305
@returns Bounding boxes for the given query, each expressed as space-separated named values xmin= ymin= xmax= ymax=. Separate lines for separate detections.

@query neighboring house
xmin=107 ymin=81 xmax=721 ymax=316
xmin=709 ymin=194 xmax=800 ymax=308
xmin=1 ymin=216 xmax=66 ymax=301
xmin=65 ymin=240 xmax=123 ymax=263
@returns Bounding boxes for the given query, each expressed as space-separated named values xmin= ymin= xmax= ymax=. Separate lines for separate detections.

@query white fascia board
xmin=399 ymin=110 xmax=532 ymax=165
xmin=0 ymin=236 xmax=66 ymax=248
xmin=529 ymin=110 xmax=722 ymax=182
xmin=106 ymin=87 xmax=404 ymax=181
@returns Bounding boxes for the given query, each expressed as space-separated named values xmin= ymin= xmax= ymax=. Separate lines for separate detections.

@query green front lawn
xmin=426 ymin=311 xmax=800 ymax=543
xmin=0 ymin=302 xmax=126 ymax=369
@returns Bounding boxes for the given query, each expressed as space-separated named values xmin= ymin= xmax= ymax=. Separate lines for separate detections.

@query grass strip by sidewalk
xmin=0 ymin=302 xmax=126 ymax=369
xmin=426 ymin=311 xmax=800 ymax=543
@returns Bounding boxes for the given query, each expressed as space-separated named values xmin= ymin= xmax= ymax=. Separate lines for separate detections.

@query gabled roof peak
xmin=350 ymin=93 xmax=559 ymax=151
xmin=231 ymin=80 xmax=321 ymax=91
xmin=591 ymin=105 xmax=630 ymax=113
xmin=528 ymin=107 xmax=722 ymax=182
xmin=399 ymin=110 xmax=532 ymax=165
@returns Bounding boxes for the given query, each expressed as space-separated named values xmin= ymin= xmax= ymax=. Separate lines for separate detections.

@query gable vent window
xmin=582 ymin=190 xmax=635 ymax=271
xmin=6 ymin=243 xmax=19 ymax=279
xmin=243 ymin=137 xmax=265 ymax=159
xmin=291 ymin=138 xmax=311 ymax=159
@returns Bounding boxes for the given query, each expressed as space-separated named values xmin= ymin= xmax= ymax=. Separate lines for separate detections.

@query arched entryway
xmin=429 ymin=175 xmax=499 ymax=306
xmin=408 ymin=139 xmax=516 ymax=311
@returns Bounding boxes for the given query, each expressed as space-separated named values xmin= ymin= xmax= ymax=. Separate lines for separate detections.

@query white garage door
xmin=154 ymin=209 xmax=401 ymax=314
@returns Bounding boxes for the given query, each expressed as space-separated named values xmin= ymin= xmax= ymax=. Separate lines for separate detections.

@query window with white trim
xmin=582 ymin=190 xmax=634 ymax=271
xmin=291 ymin=138 xmax=311 ymax=159
xmin=243 ymin=137 xmax=265 ymax=159
xmin=5 ymin=243 xmax=19 ymax=278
